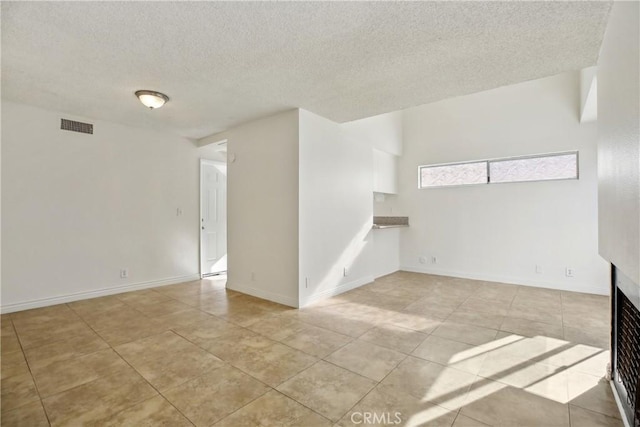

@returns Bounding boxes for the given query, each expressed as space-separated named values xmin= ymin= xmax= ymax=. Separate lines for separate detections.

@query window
xmin=418 ymin=151 xmax=578 ymax=189
xmin=420 ymin=162 xmax=487 ymax=187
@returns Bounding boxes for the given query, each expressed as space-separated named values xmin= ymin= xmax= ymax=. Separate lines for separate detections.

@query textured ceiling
xmin=1 ymin=1 xmax=611 ymax=139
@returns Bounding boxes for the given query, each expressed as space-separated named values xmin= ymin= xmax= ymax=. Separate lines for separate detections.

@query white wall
xmin=371 ymin=229 xmax=401 ymax=279
xmin=398 ymin=71 xmax=610 ymax=294
xmin=1 ymin=101 xmax=225 ymax=312
xmin=342 ymin=110 xmax=403 ymax=156
xmin=299 ymin=109 xmax=374 ymax=306
xmin=597 ymin=1 xmax=640 ymax=286
xmin=208 ymin=110 xmax=300 ymax=307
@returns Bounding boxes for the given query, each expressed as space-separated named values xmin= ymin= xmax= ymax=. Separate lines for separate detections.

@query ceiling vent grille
xmin=61 ymin=118 xmax=93 ymax=135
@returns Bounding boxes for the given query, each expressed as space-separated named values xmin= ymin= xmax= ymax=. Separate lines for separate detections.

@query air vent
xmin=61 ymin=118 xmax=93 ymax=134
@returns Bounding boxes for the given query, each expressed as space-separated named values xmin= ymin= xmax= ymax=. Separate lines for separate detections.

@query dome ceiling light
xmin=135 ymin=90 xmax=169 ymax=109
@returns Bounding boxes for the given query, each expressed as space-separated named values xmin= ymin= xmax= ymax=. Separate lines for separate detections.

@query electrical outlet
xmin=419 ymin=256 xmax=427 ymax=264
xmin=535 ymin=264 xmax=543 ymax=274
xmin=305 ymin=277 xmax=309 ymax=289
xmin=566 ymin=267 xmax=575 ymax=277
xmin=176 ymin=208 xmax=183 ymax=216
xmin=431 ymin=256 xmax=438 ymax=264
xmin=120 ymin=269 xmax=128 ymax=279
xmin=343 ymin=267 xmax=348 ymax=277
xmin=251 ymin=272 xmax=256 ymax=281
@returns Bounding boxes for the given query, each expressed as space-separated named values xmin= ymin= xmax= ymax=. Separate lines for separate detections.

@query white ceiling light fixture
xmin=135 ymin=90 xmax=169 ymax=109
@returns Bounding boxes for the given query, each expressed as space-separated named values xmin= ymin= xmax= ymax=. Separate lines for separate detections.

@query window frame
xmin=417 ymin=150 xmax=579 ymax=189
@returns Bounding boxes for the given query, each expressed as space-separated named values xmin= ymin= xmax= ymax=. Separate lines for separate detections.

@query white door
xmin=200 ymin=160 xmax=227 ymax=276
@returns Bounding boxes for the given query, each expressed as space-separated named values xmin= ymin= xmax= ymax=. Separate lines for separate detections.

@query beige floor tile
xmin=0 ymin=372 xmax=40 ymax=413
xmin=326 ymin=340 xmax=406 ymax=381
xmin=31 ymin=347 xmax=130 ymax=397
xmin=539 ymin=344 xmax=609 ymax=378
xmin=132 ymin=299 xmax=193 ymax=318
xmin=568 ymin=405 xmax=623 ymax=427
xmin=567 ymin=371 xmax=621 ymax=419
xmin=163 ymin=366 xmax=270 ymax=427
xmin=67 ymin=295 xmax=128 ymax=318
xmin=281 ymin=324 xmax=353 ymax=358
xmin=447 ymin=308 xmax=505 ymax=330
xmin=277 ymin=361 xmax=376 ymax=422
xmin=511 ymin=294 xmax=563 ymax=312
xmin=172 ymin=316 xmax=245 ymax=348
xmin=338 ymin=384 xmax=458 ymax=427
xmin=380 ymin=356 xmax=476 ymax=410
xmin=14 ymin=320 xmax=95 ymax=350
xmin=458 ymin=298 xmax=510 ymax=316
xmin=473 ymin=282 xmax=518 ymax=303
xmin=507 ymin=303 xmax=563 ymax=325
xmin=485 ymin=334 xmax=572 ymax=368
xmin=1 ymin=400 xmax=50 ymax=427
xmin=42 ymin=369 xmax=157 ymax=426
xmin=153 ymin=308 xmax=220 ymax=329
xmin=215 ymin=390 xmax=331 ymax=427
xmin=155 ymin=279 xmax=225 ymax=299
xmin=11 ymin=305 xmax=78 ymax=327
xmin=432 ymin=321 xmax=498 ymax=346
xmin=403 ymin=297 xmax=462 ymax=320
xmin=80 ymin=305 xmax=147 ymax=330
xmin=385 ymin=311 xmax=442 ymax=334
xmin=294 ymin=307 xmax=375 ymax=337
xmin=452 ymin=414 xmax=490 ymax=426
xmin=562 ymin=306 xmax=609 ymax=330
xmin=516 ymin=286 xmax=562 ymax=304
xmin=460 ymin=377 xmax=570 ymax=426
xmin=478 ymin=355 xmax=569 ymax=402
xmin=245 ymin=314 xmax=311 ymax=341
xmin=500 ymin=316 xmax=564 ymax=339
xmin=412 ymin=335 xmax=488 ymax=375
xmin=115 ymin=330 xmax=224 ymax=390
xmin=23 ymin=331 xmax=109 ymax=370
xmin=564 ymin=325 xmax=609 ymax=349
xmin=95 ymin=316 xmax=168 ymax=346
xmin=116 ymin=289 xmax=171 ymax=306
xmin=358 ymin=324 xmax=429 ymax=354
xmin=1 ymin=350 xmax=30 ymax=379
xmin=102 ymin=395 xmax=193 ymax=426
xmin=227 ymin=341 xmax=318 ymax=387
xmin=1 ymin=323 xmax=22 ymax=354
xmin=200 ymin=328 xmax=275 ymax=358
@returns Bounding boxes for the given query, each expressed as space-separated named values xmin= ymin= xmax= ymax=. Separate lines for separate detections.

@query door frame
xmin=199 ymin=158 xmax=227 ymax=278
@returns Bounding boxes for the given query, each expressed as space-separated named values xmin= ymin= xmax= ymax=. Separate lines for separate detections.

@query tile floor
xmin=0 ymin=272 xmax=622 ymax=426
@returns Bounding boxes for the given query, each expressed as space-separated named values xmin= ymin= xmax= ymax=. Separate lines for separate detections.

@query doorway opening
xmin=200 ymin=159 xmax=227 ymax=277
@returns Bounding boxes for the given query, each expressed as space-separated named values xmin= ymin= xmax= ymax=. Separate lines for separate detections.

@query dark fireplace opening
xmin=612 ymin=266 xmax=640 ymax=427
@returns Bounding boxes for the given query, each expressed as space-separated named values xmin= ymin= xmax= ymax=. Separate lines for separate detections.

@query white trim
xmin=0 ymin=274 xmax=201 ymax=314
xmin=299 ymin=275 xmax=375 ymax=308
xmin=610 ymin=381 xmax=631 ymax=427
xmin=399 ymin=265 xmax=608 ymax=296
xmin=199 ymin=158 xmax=227 ymax=278
xmin=226 ymin=282 xmax=298 ymax=308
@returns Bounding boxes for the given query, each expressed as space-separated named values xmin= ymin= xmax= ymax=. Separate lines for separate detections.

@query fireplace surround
xmin=612 ymin=266 xmax=640 ymax=427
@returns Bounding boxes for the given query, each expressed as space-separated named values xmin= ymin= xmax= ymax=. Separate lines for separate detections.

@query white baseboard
xmin=300 ymin=275 xmax=375 ymax=308
xmin=399 ymin=265 xmax=608 ymax=295
xmin=0 ymin=274 xmax=202 ymax=314
xmin=226 ymin=283 xmax=298 ymax=308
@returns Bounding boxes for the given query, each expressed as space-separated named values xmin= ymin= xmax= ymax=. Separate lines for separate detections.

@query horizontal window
xmin=418 ymin=151 xmax=578 ymax=189
xmin=420 ymin=162 xmax=487 ymax=187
